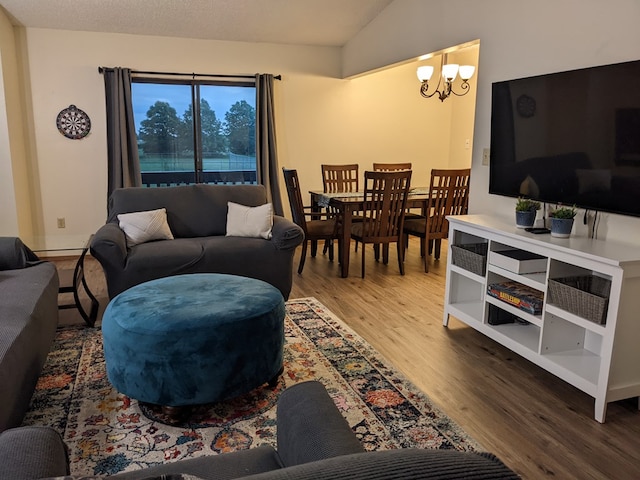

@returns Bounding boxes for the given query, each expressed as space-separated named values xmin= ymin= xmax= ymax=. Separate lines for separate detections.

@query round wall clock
xmin=516 ymin=94 xmax=536 ymax=118
xmin=56 ymin=105 xmax=91 ymax=139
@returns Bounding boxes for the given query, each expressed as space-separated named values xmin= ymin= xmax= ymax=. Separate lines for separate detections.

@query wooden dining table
xmin=309 ymin=188 xmax=431 ymax=278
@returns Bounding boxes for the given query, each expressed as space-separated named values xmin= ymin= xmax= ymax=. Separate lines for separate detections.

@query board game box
xmin=487 ymin=281 xmax=544 ymax=315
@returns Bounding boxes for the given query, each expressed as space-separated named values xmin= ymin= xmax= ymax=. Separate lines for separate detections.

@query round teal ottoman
xmin=102 ymin=273 xmax=285 ymax=412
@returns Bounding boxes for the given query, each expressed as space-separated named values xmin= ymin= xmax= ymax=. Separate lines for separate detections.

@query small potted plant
xmin=515 ymin=197 xmax=541 ymax=228
xmin=549 ymin=205 xmax=577 ymax=238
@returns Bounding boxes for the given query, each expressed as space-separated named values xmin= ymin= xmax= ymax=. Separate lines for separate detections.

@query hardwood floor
xmin=50 ymin=238 xmax=640 ymax=479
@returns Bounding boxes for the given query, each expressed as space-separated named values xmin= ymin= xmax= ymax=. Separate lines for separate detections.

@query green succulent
xmin=515 ymin=197 xmax=541 ymax=212
xmin=549 ymin=205 xmax=577 ymax=219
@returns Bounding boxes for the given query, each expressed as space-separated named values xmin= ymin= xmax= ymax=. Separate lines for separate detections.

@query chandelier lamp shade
xmin=417 ymin=57 xmax=475 ymax=102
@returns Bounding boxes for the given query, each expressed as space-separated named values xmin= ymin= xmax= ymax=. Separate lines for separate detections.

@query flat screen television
xmin=489 ymin=59 xmax=640 ymax=217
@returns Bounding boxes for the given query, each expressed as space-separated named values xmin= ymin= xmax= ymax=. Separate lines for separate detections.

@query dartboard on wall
xmin=56 ymin=105 xmax=91 ymax=139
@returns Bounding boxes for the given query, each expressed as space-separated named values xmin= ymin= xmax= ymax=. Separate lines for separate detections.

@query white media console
xmin=443 ymin=214 xmax=640 ymax=422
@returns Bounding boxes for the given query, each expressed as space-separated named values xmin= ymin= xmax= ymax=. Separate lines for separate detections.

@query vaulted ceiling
xmin=0 ymin=0 xmax=393 ymax=47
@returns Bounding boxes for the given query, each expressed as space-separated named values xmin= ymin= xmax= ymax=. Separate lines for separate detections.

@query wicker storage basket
xmin=451 ymin=243 xmax=488 ymax=276
xmin=547 ymin=275 xmax=611 ymax=324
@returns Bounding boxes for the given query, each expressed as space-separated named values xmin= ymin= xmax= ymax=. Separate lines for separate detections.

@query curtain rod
xmin=98 ymin=67 xmax=281 ymax=80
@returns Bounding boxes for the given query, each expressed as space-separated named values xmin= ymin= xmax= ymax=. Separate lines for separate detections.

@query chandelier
xmin=417 ymin=55 xmax=475 ymax=102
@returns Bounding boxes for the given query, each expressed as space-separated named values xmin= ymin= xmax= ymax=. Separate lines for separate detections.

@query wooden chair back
xmin=282 ymin=168 xmax=309 ymax=236
xmin=359 ymin=170 xmax=412 ymax=242
xmin=321 ymin=164 xmax=359 ymax=193
xmin=283 ymin=167 xmax=341 ymax=274
xmin=373 ymin=162 xmax=412 ymax=171
xmin=426 ymin=168 xmax=471 ymax=239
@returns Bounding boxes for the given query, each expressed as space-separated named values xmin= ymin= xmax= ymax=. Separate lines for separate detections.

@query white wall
xmin=344 ymin=0 xmax=640 ymax=244
xmin=0 ymin=10 xmax=32 ymax=239
xmin=0 ymin=37 xmax=18 ymax=235
xmin=332 ymin=46 xmax=477 ymax=187
xmin=3 ymin=24 xmax=474 ymax=248
xmin=18 ymin=28 xmax=345 ymax=248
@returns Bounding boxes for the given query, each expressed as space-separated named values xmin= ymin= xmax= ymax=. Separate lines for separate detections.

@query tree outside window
xmin=132 ymin=81 xmax=256 ymax=186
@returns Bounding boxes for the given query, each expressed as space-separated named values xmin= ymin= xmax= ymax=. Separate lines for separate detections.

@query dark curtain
xmin=256 ymin=74 xmax=283 ymax=215
xmin=103 ymin=67 xmax=142 ymax=201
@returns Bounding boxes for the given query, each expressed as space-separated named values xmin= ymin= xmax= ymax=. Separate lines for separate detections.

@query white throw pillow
xmin=226 ymin=202 xmax=273 ymax=239
xmin=117 ymin=208 xmax=174 ymax=246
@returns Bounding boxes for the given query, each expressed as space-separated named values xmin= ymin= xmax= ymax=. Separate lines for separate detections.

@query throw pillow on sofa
xmin=117 ymin=208 xmax=174 ymax=246
xmin=226 ymin=201 xmax=273 ymax=239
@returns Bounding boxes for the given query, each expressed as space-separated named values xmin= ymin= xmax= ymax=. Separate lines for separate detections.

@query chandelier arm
xmin=449 ymin=80 xmax=471 ymax=97
xmin=419 ymin=76 xmax=444 ymax=99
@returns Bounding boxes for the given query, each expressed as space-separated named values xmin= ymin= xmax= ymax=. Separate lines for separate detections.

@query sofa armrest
xmin=271 ymin=216 xmax=304 ymax=251
xmin=90 ymin=222 xmax=128 ymax=268
xmin=0 ymin=237 xmax=40 ymax=270
xmin=0 ymin=427 xmax=69 ymax=479
xmin=242 ymin=449 xmax=521 ymax=480
xmin=276 ymin=381 xmax=364 ymax=467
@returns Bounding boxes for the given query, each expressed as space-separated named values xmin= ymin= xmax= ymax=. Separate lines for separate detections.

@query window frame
xmin=132 ymin=76 xmax=257 ymax=186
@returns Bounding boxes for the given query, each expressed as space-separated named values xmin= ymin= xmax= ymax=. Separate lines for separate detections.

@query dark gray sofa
xmin=90 ymin=184 xmax=304 ymax=300
xmin=0 ymin=237 xmax=59 ymax=433
xmin=0 ymin=381 xmax=520 ymax=479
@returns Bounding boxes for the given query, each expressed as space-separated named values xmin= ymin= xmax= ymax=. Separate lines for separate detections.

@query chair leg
xmin=328 ymin=239 xmax=334 ymax=261
xmin=298 ymin=241 xmax=308 ymax=274
xmin=424 ymin=245 xmax=430 ymax=273
xmin=397 ymin=241 xmax=405 ymax=275
xmin=423 ymin=237 xmax=430 ymax=273
xmin=434 ymin=239 xmax=442 ymax=259
xmin=323 ymin=240 xmax=330 ymax=255
xmin=382 ymin=244 xmax=389 ymax=265
xmin=373 ymin=244 xmax=380 ymax=261
xmin=361 ymin=242 xmax=366 ymax=278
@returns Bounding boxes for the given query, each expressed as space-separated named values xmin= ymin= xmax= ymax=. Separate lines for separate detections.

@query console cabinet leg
xmin=594 ymin=397 xmax=607 ymax=423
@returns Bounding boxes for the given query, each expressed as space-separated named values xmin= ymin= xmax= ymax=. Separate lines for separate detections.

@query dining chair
xmin=401 ymin=168 xmax=471 ymax=272
xmin=350 ymin=170 xmax=412 ymax=278
xmin=321 ymin=164 xmax=359 ymax=193
xmin=373 ymin=162 xmax=412 ymax=171
xmin=321 ymin=163 xmax=362 ymax=253
xmin=373 ymin=162 xmax=420 ymax=223
xmin=282 ymin=168 xmax=341 ymax=274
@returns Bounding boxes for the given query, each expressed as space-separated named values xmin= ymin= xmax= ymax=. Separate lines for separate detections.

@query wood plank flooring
xmin=50 ymin=237 xmax=640 ymax=479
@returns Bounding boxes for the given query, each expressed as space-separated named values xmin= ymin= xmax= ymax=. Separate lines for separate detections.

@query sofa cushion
xmin=122 ymin=238 xmax=205 ymax=280
xmin=226 ymin=202 xmax=273 ymax=239
xmin=0 ymin=263 xmax=59 ymax=432
xmin=117 ymin=208 xmax=174 ymax=246
xmin=0 ymin=427 xmax=69 ymax=479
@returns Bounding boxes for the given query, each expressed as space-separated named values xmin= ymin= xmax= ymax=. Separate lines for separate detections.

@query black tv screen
xmin=489 ymin=59 xmax=640 ymax=217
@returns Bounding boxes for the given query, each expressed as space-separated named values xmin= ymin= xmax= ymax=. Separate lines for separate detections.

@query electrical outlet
xmin=464 ymin=139 xmax=471 ymax=150
xmin=57 ymin=217 xmax=66 ymax=229
xmin=482 ymin=148 xmax=490 ymax=166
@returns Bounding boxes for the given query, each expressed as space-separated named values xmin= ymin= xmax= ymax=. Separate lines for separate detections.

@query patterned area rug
xmin=23 ymin=297 xmax=480 ymax=476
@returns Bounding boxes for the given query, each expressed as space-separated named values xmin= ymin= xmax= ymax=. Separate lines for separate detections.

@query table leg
xmin=340 ymin=205 xmax=353 ymax=278
xmin=310 ymin=195 xmax=322 ymax=257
